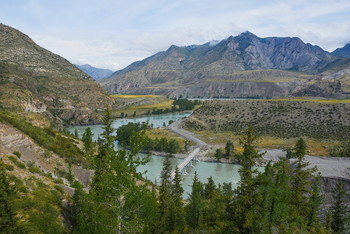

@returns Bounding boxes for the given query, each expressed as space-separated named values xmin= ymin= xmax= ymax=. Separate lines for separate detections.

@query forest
xmin=1 ymin=108 xmax=349 ymax=233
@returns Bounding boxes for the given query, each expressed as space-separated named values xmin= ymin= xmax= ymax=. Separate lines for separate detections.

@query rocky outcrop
xmin=0 ymin=122 xmax=93 ymax=186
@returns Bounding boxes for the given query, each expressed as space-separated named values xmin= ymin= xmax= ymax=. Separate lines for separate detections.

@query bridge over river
xmin=170 ymin=147 xmax=201 ymax=179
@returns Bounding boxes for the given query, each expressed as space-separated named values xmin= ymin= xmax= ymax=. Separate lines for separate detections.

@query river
xmin=68 ymin=112 xmax=242 ymax=197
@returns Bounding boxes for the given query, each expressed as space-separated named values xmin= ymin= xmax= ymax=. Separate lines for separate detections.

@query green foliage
xmin=28 ymin=165 xmax=42 ymax=174
xmin=116 ymin=122 xmax=147 ymax=146
xmin=0 ymin=111 xmax=86 ymax=166
xmin=81 ymin=127 xmax=94 ymax=155
xmin=12 ymin=151 xmax=21 ymax=158
xmin=74 ymin=107 xmax=159 ymax=233
xmin=0 ymin=161 xmax=18 ymax=232
xmin=331 ymin=140 xmax=350 ymax=157
xmin=8 ymin=156 xmax=26 ymax=169
xmin=186 ymin=171 xmax=203 ymax=231
xmin=331 ymin=181 xmax=347 ymax=232
xmin=0 ymin=161 xmax=66 ymax=233
xmin=224 ymin=140 xmax=234 ymax=158
xmin=230 ymin=127 xmax=265 ymax=233
xmin=214 ymin=148 xmax=224 ymax=161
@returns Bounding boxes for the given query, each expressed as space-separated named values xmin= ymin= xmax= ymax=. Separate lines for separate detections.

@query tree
xmin=81 ymin=127 xmax=94 ymax=155
xmin=331 ymin=181 xmax=347 ymax=233
xmin=224 ymin=141 xmax=234 ymax=158
xmin=0 ymin=161 xmax=18 ymax=232
xmin=170 ymin=167 xmax=187 ymax=232
xmin=230 ymin=127 xmax=264 ymax=233
xmin=214 ymin=148 xmax=224 ymax=161
xmin=158 ymin=156 xmax=173 ymax=232
xmin=74 ymin=129 xmax=79 ymax=138
xmin=187 ymin=171 xmax=203 ymax=231
xmin=290 ymin=138 xmax=317 ymax=226
xmin=75 ymin=106 xmax=158 ymax=233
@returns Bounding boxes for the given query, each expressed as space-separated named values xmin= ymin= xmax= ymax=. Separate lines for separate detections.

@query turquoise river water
xmin=68 ymin=112 xmax=241 ymax=197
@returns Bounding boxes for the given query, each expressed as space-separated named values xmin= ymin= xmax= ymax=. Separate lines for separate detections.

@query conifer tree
xmin=231 ymin=127 xmax=264 ymax=233
xmin=81 ymin=127 xmax=94 ymax=155
xmin=187 ymin=171 xmax=203 ymax=231
xmin=0 ymin=161 xmax=18 ymax=232
xmin=158 ymin=156 xmax=173 ymax=232
xmin=225 ymin=140 xmax=234 ymax=158
xmin=290 ymin=138 xmax=317 ymax=226
xmin=170 ymin=167 xmax=187 ymax=232
xmin=75 ymin=106 xmax=158 ymax=233
xmin=331 ymin=181 xmax=347 ymax=233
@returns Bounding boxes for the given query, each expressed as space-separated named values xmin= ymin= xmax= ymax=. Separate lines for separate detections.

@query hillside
xmin=0 ymin=24 xmax=113 ymax=126
xmin=100 ymin=31 xmax=349 ymax=98
xmin=75 ymin=64 xmax=113 ymax=80
xmin=332 ymin=43 xmax=350 ymax=58
xmin=183 ymin=99 xmax=350 ymax=140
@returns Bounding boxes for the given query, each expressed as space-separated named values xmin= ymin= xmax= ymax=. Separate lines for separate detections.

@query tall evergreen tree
xmin=290 ymin=138 xmax=317 ymax=226
xmin=225 ymin=140 xmax=234 ymax=159
xmin=170 ymin=167 xmax=187 ymax=232
xmin=81 ymin=127 xmax=94 ymax=155
xmin=75 ymin=106 xmax=158 ymax=233
xmin=331 ymin=181 xmax=347 ymax=233
xmin=187 ymin=171 xmax=203 ymax=231
xmin=230 ymin=127 xmax=264 ymax=233
xmin=158 ymin=155 xmax=173 ymax=232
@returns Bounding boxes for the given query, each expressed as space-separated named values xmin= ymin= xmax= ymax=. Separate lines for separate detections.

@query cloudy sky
xmin=1 ymin=0 xmax=350 ymax=71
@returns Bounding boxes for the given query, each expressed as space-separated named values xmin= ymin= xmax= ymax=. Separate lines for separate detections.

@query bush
xmin=29 ymin=166 xmax=42 ymax=174
xmin=13 ymin=151 xmax=21 ymax=158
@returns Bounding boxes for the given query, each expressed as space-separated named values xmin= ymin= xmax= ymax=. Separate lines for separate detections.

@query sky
xmin=1 ymin=0 xmax=350 ymax=71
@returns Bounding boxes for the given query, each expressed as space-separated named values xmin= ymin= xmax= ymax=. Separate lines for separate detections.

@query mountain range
xmin=0 ymin=23 xmax=113 ymax=126
xmin=75 ymin=64 xmax=113 ymax=80
xmin=100 ymin=32 xmax=350 ymax=98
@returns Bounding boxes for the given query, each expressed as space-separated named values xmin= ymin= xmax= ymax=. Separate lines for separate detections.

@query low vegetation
xmin=0 ymin=111 xmax=87 ymax=166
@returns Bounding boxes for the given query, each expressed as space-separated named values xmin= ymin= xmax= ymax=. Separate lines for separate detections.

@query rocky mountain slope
xmin=332 ymin=43 xmax=350 ymax=58
xmin=100 ymin=31 xmax=349 ymax=98
xmin=0 ymin=24 xmax=113 ymax=126
xmin=75 ymin=64 xmax=113 ymax=80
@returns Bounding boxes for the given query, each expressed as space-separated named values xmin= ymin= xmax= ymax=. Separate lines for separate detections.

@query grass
xmin=191 ymin=130 xmax=340 ymax=156
xmin=112 ymin=95 xmax=174 ymax=117
xmin=265 ymin=98 xmax=350 ymax=103
xmin=111 ymin=94 xmax=161 ymax=98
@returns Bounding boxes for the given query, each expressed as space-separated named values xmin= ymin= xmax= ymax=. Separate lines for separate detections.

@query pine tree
xmin=74 ymin=129 xmax=79 ymax=138
xmin=307 ymin=175 xmax=322 ymax=230
xmin=225 ymin=140 xmax=234 ymax=159
xmin=75 ymin=106 xmax=158 ymax=233
xmin=0 ymin=161 xmax=18 ymax=232
xmin=331 ymin=181 xmax=347 ymax=233
xmin=81 ymin=127 xmax=94 ymax=155
xmin=170 ymin=167 xmax=187 ymax=232
xmin=290 ymin=138 xmax=317 ymax=226
xmin=231 ymin=127 xmax=264 ymax=233
xmin=158 ymin=156 xmax=173 ymax=232
xmin=187 ymin=171 xmax=203 ymax=231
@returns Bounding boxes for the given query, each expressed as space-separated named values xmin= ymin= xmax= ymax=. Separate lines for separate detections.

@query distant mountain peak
xmin=332 ymin=43 xmax=350 ymax=58
xmin=75 ymin=64 xmax=113 ymax=80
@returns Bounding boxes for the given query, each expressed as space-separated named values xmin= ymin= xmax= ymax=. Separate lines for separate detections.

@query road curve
xmin=167 ymin=119 xmax=208 ymax=148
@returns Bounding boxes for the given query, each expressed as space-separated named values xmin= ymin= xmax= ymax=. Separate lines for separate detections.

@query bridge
xmin=171 ymin=147 xmax=201 ymax=179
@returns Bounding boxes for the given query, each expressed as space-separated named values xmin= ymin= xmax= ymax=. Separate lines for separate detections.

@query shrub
xmin=13 ymin=151 xmax=21 ymax=158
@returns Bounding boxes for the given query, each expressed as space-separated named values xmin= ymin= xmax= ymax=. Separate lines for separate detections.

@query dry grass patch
xmin=191 ymin=130 xmax=340 ymax=156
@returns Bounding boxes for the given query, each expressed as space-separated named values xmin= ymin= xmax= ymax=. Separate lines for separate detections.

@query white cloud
xmin=4 ymin=0 xmax=349 ymax=70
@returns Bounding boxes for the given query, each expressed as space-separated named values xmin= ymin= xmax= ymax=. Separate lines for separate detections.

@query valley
xmin=1 ymin=21 xmax=350 ymax=233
